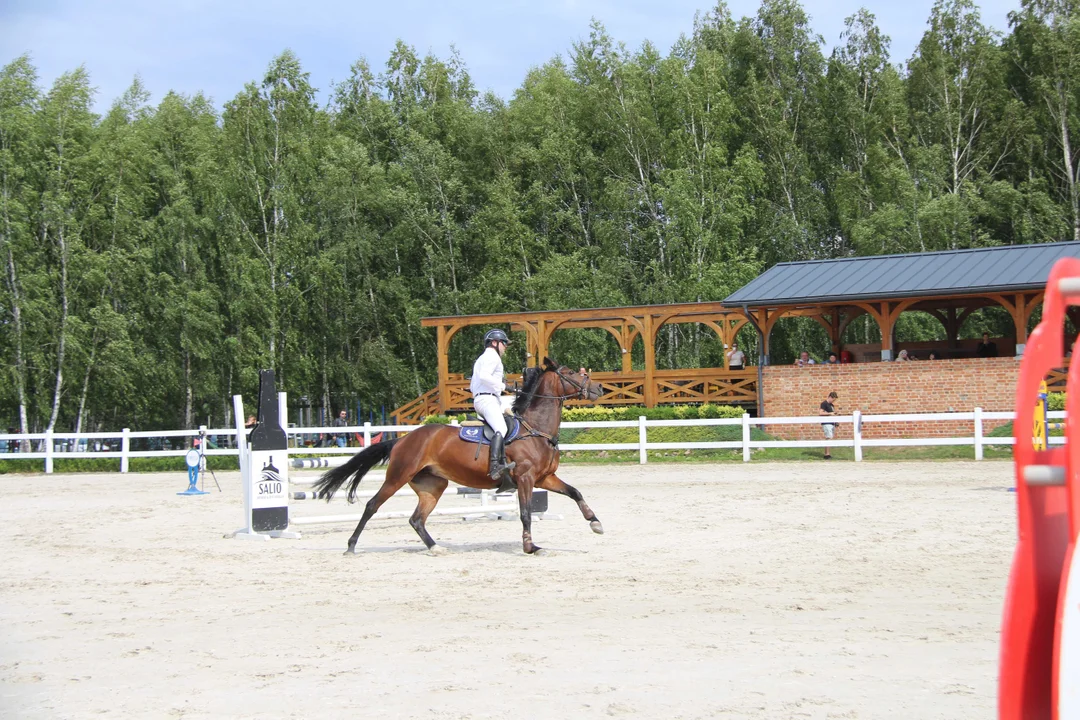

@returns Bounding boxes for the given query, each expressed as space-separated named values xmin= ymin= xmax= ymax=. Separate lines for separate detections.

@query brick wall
xmin=762 ymin=357 xmax=1020 ymax=440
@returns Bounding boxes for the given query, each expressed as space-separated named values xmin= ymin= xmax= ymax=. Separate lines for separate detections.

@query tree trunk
xmin=46 ymin=224 xmax=69 ymax=434
xmin=184 ymin=349 xmax=193 ymax=430
xmin=1060 ymin=84 xmax=1080 ymax=241
xmin=4 ymin=246 xmax=29 ymax=441
xmin=74 ymin=327 xmax=99 ymax=434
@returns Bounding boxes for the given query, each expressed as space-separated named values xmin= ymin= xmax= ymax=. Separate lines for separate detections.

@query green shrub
xmin=673 ymin=405 xmax=696 ymax=419
xmin=0 ymin=455 xmax=240 ymax=474
xmin=561 ymin=404 xmax=746 ymax=422
xmin=1048 ymin=392 xmax=1066 ymax=411
xmin=422 ymin=414 xmax=467 ymax=425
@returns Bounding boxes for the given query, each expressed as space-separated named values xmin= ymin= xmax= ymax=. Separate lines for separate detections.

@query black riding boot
xmin=488 ymin=432 xmax=516 ymax=491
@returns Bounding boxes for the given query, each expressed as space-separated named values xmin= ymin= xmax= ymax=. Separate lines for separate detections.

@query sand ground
xmin=0 ymin=461 xmax=1016 ymax=719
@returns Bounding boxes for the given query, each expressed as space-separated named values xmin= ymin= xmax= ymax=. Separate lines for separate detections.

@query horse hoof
xmin=590 ymin=520 xmax=605 ymax=535
xmin=343 ymin=547 xmax=357 ymax=556
xmin=427 ymin=545 xmax=449 ymax=556
xmin=532 ymin=547 xmax=550 ymax=557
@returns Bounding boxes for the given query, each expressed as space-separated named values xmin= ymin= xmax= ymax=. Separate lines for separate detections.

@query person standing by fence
xmin=819 ymin=391 xmax=839 ymax=459
xmin=332 ymin=410 xmax=348 ymax=448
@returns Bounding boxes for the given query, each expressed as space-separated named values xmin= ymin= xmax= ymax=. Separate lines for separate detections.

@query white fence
xmin=0 ymin=408 xmax=1057 ymax=474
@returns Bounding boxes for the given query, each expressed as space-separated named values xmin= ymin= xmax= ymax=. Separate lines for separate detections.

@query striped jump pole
xmin=290 ymin=487 xmax=513 ymax=501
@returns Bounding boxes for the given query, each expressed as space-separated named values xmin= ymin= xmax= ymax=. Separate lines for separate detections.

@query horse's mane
xmin=511 ymin=366 xmax=545 ymax=414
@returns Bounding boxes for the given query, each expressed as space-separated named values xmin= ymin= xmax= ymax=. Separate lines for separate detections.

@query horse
xmin=312 ymin=358 xmax=604 ymax=555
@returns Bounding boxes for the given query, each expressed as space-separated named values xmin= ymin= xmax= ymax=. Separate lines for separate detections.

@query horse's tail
xmin=313 ymin=438 xmax=401 ymax=503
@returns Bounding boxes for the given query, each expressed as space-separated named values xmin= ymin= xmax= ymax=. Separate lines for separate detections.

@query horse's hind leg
xmin=537 ymin=473 xmax=604 ymax=535
xmin=408 ymin=472 xmax=449 ymax=550
xmin=344 ymin=465 xmax=412 ymax=555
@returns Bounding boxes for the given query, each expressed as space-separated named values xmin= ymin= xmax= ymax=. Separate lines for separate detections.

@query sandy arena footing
xmin=0 ymin=462 xmax=1015 ymax=719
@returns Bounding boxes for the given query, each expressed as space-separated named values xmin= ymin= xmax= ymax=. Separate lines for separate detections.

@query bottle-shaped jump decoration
xmin=248 ymin=369 xmax=289 ymax=532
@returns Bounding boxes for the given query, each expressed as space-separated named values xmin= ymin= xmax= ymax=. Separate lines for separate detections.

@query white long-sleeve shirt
xmin=470 ymin=347 xmax=505 ymax=395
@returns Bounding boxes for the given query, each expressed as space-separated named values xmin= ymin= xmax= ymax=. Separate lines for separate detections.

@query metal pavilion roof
xmin=723 ymin=241 xmax=1080 ymax=307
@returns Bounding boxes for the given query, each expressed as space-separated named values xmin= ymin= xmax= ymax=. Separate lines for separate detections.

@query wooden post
xmin=436 ymin=325 xmax=450 ymax=413
xmin=643 ymin=315 xmax=657 ymax=407
xmin=525 ymin=321 xmax=540 ymax=367
xmin=879 ymin=302 xmax=896 ymax=360
xmin=537 ymin=319 xmax=551 ymax=364
xmin=621 ymin=321 xmax=634 ymax=373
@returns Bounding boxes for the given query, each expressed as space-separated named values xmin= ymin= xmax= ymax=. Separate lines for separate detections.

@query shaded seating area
xmin=724 ymin=241 xmax=1080 ymax=364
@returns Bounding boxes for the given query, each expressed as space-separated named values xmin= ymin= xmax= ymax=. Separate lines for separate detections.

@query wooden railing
xmin=1047 ymin=359 xmax=1071 ymax=392
xmin=391 ymin=387 xmax=441 ymax=425
xmin=391 ymin=368 xmax=759 ymax=423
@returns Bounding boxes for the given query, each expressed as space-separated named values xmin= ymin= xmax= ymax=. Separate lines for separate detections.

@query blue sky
xmin=2 ymin=0 xmax=1020 ymax=112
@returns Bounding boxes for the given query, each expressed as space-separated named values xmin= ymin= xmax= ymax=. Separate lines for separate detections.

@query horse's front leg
xmin=537 ymin=473 xmax=603 ymax=535
xmin=516 ymin=473 xmax=542 ymax=555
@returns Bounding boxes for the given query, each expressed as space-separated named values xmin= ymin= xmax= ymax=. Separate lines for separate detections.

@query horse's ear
xmin=542 ymin=357 xmax=556 ymax=371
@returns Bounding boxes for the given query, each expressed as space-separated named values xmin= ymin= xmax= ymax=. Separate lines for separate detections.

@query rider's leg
xmin=473 ymin=395 xmax=515 ymax=482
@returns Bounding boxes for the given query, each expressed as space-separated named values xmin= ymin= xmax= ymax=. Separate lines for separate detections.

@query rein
xmin=510 ymin=368 xmax=591 ymax=448
xmin=517 ymin=417 xmax=558 ymax=447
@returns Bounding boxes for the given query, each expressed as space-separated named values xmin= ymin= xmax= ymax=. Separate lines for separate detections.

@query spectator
xmin=795 ymin=351 xmax=815 ymax=367
xmin=977 ymin=332 xmax=998 ymax=358
xmin=726 ymin=342 xmax=746 ymax=371
xmin=928 ymin=351 xmax=938 ymax=360
xmin=245 ymin=415 xmax=257 ymax=429
xmin=826 ymin=352 xmax=839 ymax=364
xmin=332 ymin=410 xmax=348 ymax=448
xmin=819 ymin=391 xmax=839 ymax=459
xmin=895 ymin=349 xmax=910 ymax=361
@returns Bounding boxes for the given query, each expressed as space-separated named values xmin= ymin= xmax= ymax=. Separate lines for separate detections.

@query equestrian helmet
xmin=483 ymin=329 xmax=510 ymax=347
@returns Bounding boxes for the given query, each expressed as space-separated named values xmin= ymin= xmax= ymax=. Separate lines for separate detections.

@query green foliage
xmin=0 ymin=455 xmax=239 ymax=474
xmin=562 ymin=404 xmax=745 ymax=422
xmin=421 ymin=404 xmax=745 ymax=425
xmin=2 ymin=1 xmax=1080 ymax=432
xmin=1048 ymin=392 xmax=1066 ymax=411
xmin=422 ymin=414 xmax=467 ymax=425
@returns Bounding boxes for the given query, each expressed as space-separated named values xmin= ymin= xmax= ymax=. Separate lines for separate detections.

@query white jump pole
xmin=290 ymin=504 xmax=521 ymax=526
xmin=229 ymin=394 xmax=267 ymax=541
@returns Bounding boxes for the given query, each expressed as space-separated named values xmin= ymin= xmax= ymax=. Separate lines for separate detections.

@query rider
xmin=471 ymin=329 xmax=516 ymax=486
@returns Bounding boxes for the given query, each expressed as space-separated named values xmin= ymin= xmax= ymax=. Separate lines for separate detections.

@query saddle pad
xmin=458 ymin=416 xmax=521 ymax=445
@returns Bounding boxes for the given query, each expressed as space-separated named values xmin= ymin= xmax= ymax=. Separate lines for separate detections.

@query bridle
xmin=512 ymin=367 xmax=593 ymax=448
xmin=522 ymin=368 xmax=593 ymax=401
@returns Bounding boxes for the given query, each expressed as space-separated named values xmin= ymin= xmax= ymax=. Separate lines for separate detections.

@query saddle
xmin=458 ymin=414 xmax=521 ymax=445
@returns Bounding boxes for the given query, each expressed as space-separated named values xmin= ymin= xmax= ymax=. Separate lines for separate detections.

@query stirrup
xmin=494 ymin=464 xmax=517 ymax=493
xmin=488 ymin=458 xmax=516 ymax=481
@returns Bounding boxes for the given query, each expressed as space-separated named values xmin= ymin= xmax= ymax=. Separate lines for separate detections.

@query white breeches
xmin=473 ymin=394 xmax=511 ymax=436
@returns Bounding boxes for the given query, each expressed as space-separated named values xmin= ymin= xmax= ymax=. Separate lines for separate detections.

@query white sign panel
xmin=248 ymin=450 xmax=289 ymax=531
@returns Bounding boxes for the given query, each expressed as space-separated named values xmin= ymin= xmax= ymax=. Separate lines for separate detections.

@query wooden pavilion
xmin=392 ymin=242 xmax=1080 ymax=423
xmin=392 ymin=302 xmax=757 ymax=423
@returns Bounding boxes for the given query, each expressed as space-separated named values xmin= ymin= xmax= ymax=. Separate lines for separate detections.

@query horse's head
xmin=542 ymin=357 xmax=603 ymax=403
xmin=511 ymin=358 xmax=603 ymax=414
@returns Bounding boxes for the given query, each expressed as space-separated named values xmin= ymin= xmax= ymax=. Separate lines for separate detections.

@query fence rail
xmin=0 ymin=407 xmax=1055 ymax=473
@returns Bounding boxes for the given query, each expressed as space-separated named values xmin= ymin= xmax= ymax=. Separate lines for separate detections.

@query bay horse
xmin=312 ymin=358 xmax=605 ymax=555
